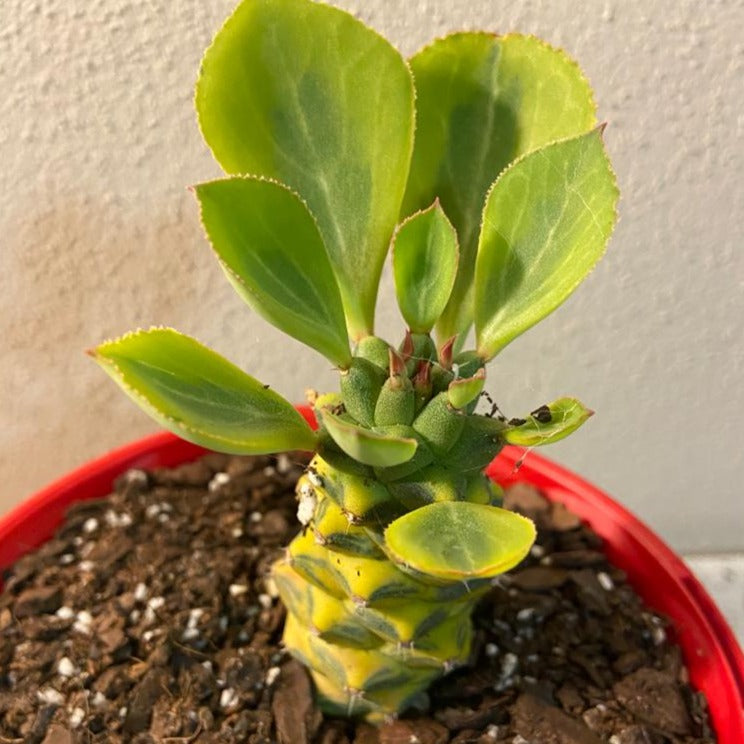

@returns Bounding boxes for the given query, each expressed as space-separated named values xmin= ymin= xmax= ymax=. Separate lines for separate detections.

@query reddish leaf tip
xmin=401 ymin=330 xmax=414 ymax=360
xmin=438 ymin=336 xmax=456 ymax=369
xmin=389 ymin=348 xmax=407 ymax=377
xmin=413 ymin=359 xmax=432 ymax=387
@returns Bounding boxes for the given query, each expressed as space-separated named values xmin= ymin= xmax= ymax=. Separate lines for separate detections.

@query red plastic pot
xmin=1 ymin=419 xmax=742 ymax=741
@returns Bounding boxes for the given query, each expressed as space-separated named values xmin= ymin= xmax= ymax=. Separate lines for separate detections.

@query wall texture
xmin=1 ymin=0 xmax=742 ymax=552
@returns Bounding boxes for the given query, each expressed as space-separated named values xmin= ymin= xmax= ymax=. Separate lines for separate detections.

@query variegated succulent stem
xmin=273 ymin=456 xmax=499 ymax=721
xmin=271 ymin=334 xmax=539 ymax=721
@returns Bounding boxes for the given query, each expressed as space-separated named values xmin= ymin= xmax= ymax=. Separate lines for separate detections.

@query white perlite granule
xmin=297 ymin=483 xmax=317 ymax=526
xmin=82 ymin=518 xmax=99 ymax=533
xmin=134 ymin=582 xmax=148 ymax=602
xmin=124 ymin=469 xmax=148 ymax=486
xmin=220 ymin=688 xmax=239 ymax=710
xmin=104 ymin=509 xmax=132 ymax=527
xmin=276 ymin=454 xmax=292 ymax=473
xmin=228 ymin=584 xmax=248 ymax=598
xmin=147 ymin=596 xmax=165 ymax=611
xmin=37 ymin=688 xmax=65 ymax=705
xmin=187 ymin=608 xmax=204 ymax=628
xmin=209 ymin=472 xmax=231 ymax=492
xmin=91 ymin=691 xmax=107 ymax=708
xmin=73 ymin=610 xmax=93 ymax=635
xmin=501 ymin=652 xmax=518 ymax=678
xmin=69 ymin=707 xmax=85 ymax=728
xmin=57 ymin=657 xmax=77 ymax=677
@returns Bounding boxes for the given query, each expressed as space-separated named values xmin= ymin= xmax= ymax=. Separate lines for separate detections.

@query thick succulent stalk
xmin=274 ymin=457 xmax=498 ymax=720
xmin=273 ymin=337 xmax=532 ymax=721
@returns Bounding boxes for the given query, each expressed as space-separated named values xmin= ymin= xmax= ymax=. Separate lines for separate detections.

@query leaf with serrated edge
xmin=475 ymin=129 xmax=618 ymax=360
xmin=392 ymin=201 xmax=459 ymax=334
xmin=403 ymin=33 xmax=597 ymax=343
xmin=504 ymin=397 xmax=593 ymax=446
xmin=385 ymin=502 xmax=535 ymax=581
xmin=195 ymin=177 xmax=350 ymax=368
xmin=91 ymin=328 xmax=316 ymax=454
xmin=319 ymin=409 xmax=417 ymax=468
xmin=196 ymin=0 xmax=415 ymax=340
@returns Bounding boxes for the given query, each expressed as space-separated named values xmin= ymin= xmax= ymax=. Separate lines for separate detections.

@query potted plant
xmin=1 ymin=0 xmax=742 ymax=740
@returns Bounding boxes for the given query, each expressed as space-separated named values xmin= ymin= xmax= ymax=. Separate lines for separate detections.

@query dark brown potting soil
xmin=0 ymin=452 xmax=715 ymax=743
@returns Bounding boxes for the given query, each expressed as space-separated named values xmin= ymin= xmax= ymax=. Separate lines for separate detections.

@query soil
xmin=0 ymin=452 xmax=716 ymax=744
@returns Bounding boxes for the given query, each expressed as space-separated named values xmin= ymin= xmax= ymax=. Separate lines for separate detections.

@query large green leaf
xmin=91 ymin=328 xmax=316 ymax=454
xmin=403 ymin=33 xmax=597 ymax=343
xmin=319 ymin=410 xmax=417 ymax=468
xmin=475 ymin=129 xmax=618 ymax=360
xmin=504 ymin=397 xmax=593 ymax=446
xmin=384 ymin=501 xmax=535 ymax=581
xmin=392 ymin=201 xmax=458 ymax=334
xmin=195 ymin=177 xmax=351 ymax=368
xmin=196 ymin=0 xmax=415 ymax=340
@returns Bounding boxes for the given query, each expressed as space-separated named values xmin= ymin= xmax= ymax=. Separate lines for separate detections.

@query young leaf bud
xmin=388 ymin=347 xmax=407 ymax=380
xmin=441 ymin=415 xmax=506 ymax=473
xmin=388 ymin=464 xmax=466 ymax=510
xmin=412 ymin=392 xmax=465 ymax=456
xmin=355 ymin=335 xmax=391 ymax=371
xmin=448 ymin=368 xmax=486 ymax=411
xmin=375 ymin=356 xmax=415 ymax=426
xmin=413 ymin=360 xmax=433 ymax=414
xmin=463 ymin=474 xmax=503 ymax=506
xmin=340 ymin=357 xmax=385 ymax=427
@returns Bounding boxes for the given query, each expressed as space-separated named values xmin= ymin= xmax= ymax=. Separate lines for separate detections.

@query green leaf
xmin=319 ymin=409 xmax=417 ymax=468
xmin=504 ymin=397 xmax=594 ymax=446
xmin=475 ymin=129 xmax=618 ymax=359
xmin=447 ymin=369 xmax=485 ymax=410
xmin=196 ymin=0 xmax=415 ymax=340
xmin=403 ymin=33 xmax=597 ymax=342
xmin=384 ymin=502 xmax=535 ymax=581
xmin=91 ymin=328 xmax=316 ymax=454
xmin=392 ymin=201 xmax=458 ymax=334
xmin=195 ymin=177 xmax=351 ymax=368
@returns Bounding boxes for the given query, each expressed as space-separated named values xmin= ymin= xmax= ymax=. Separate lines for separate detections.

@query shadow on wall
xmin=0 ymin=190 xmax=231 ymax=511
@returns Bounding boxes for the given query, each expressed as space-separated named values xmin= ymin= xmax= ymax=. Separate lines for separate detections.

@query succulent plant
xmin=91 ymin=0 xmax=618 ymax=722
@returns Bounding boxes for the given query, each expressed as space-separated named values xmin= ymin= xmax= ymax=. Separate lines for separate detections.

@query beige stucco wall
xmin=1 ymin=0 xmax=742 ymax=553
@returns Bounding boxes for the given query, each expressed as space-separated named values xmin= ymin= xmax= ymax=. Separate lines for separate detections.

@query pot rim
xmin=1 ymin=424 xmax=742 ymax=740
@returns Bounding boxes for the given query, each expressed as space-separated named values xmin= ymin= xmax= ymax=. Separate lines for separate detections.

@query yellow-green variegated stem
xmin=274 ymin=456 xmax=498 ymax=721
xmin=267 ymin=335 xmax=596 ymax=721
xmin=273 ymin=410 xmax=540 ymax=721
